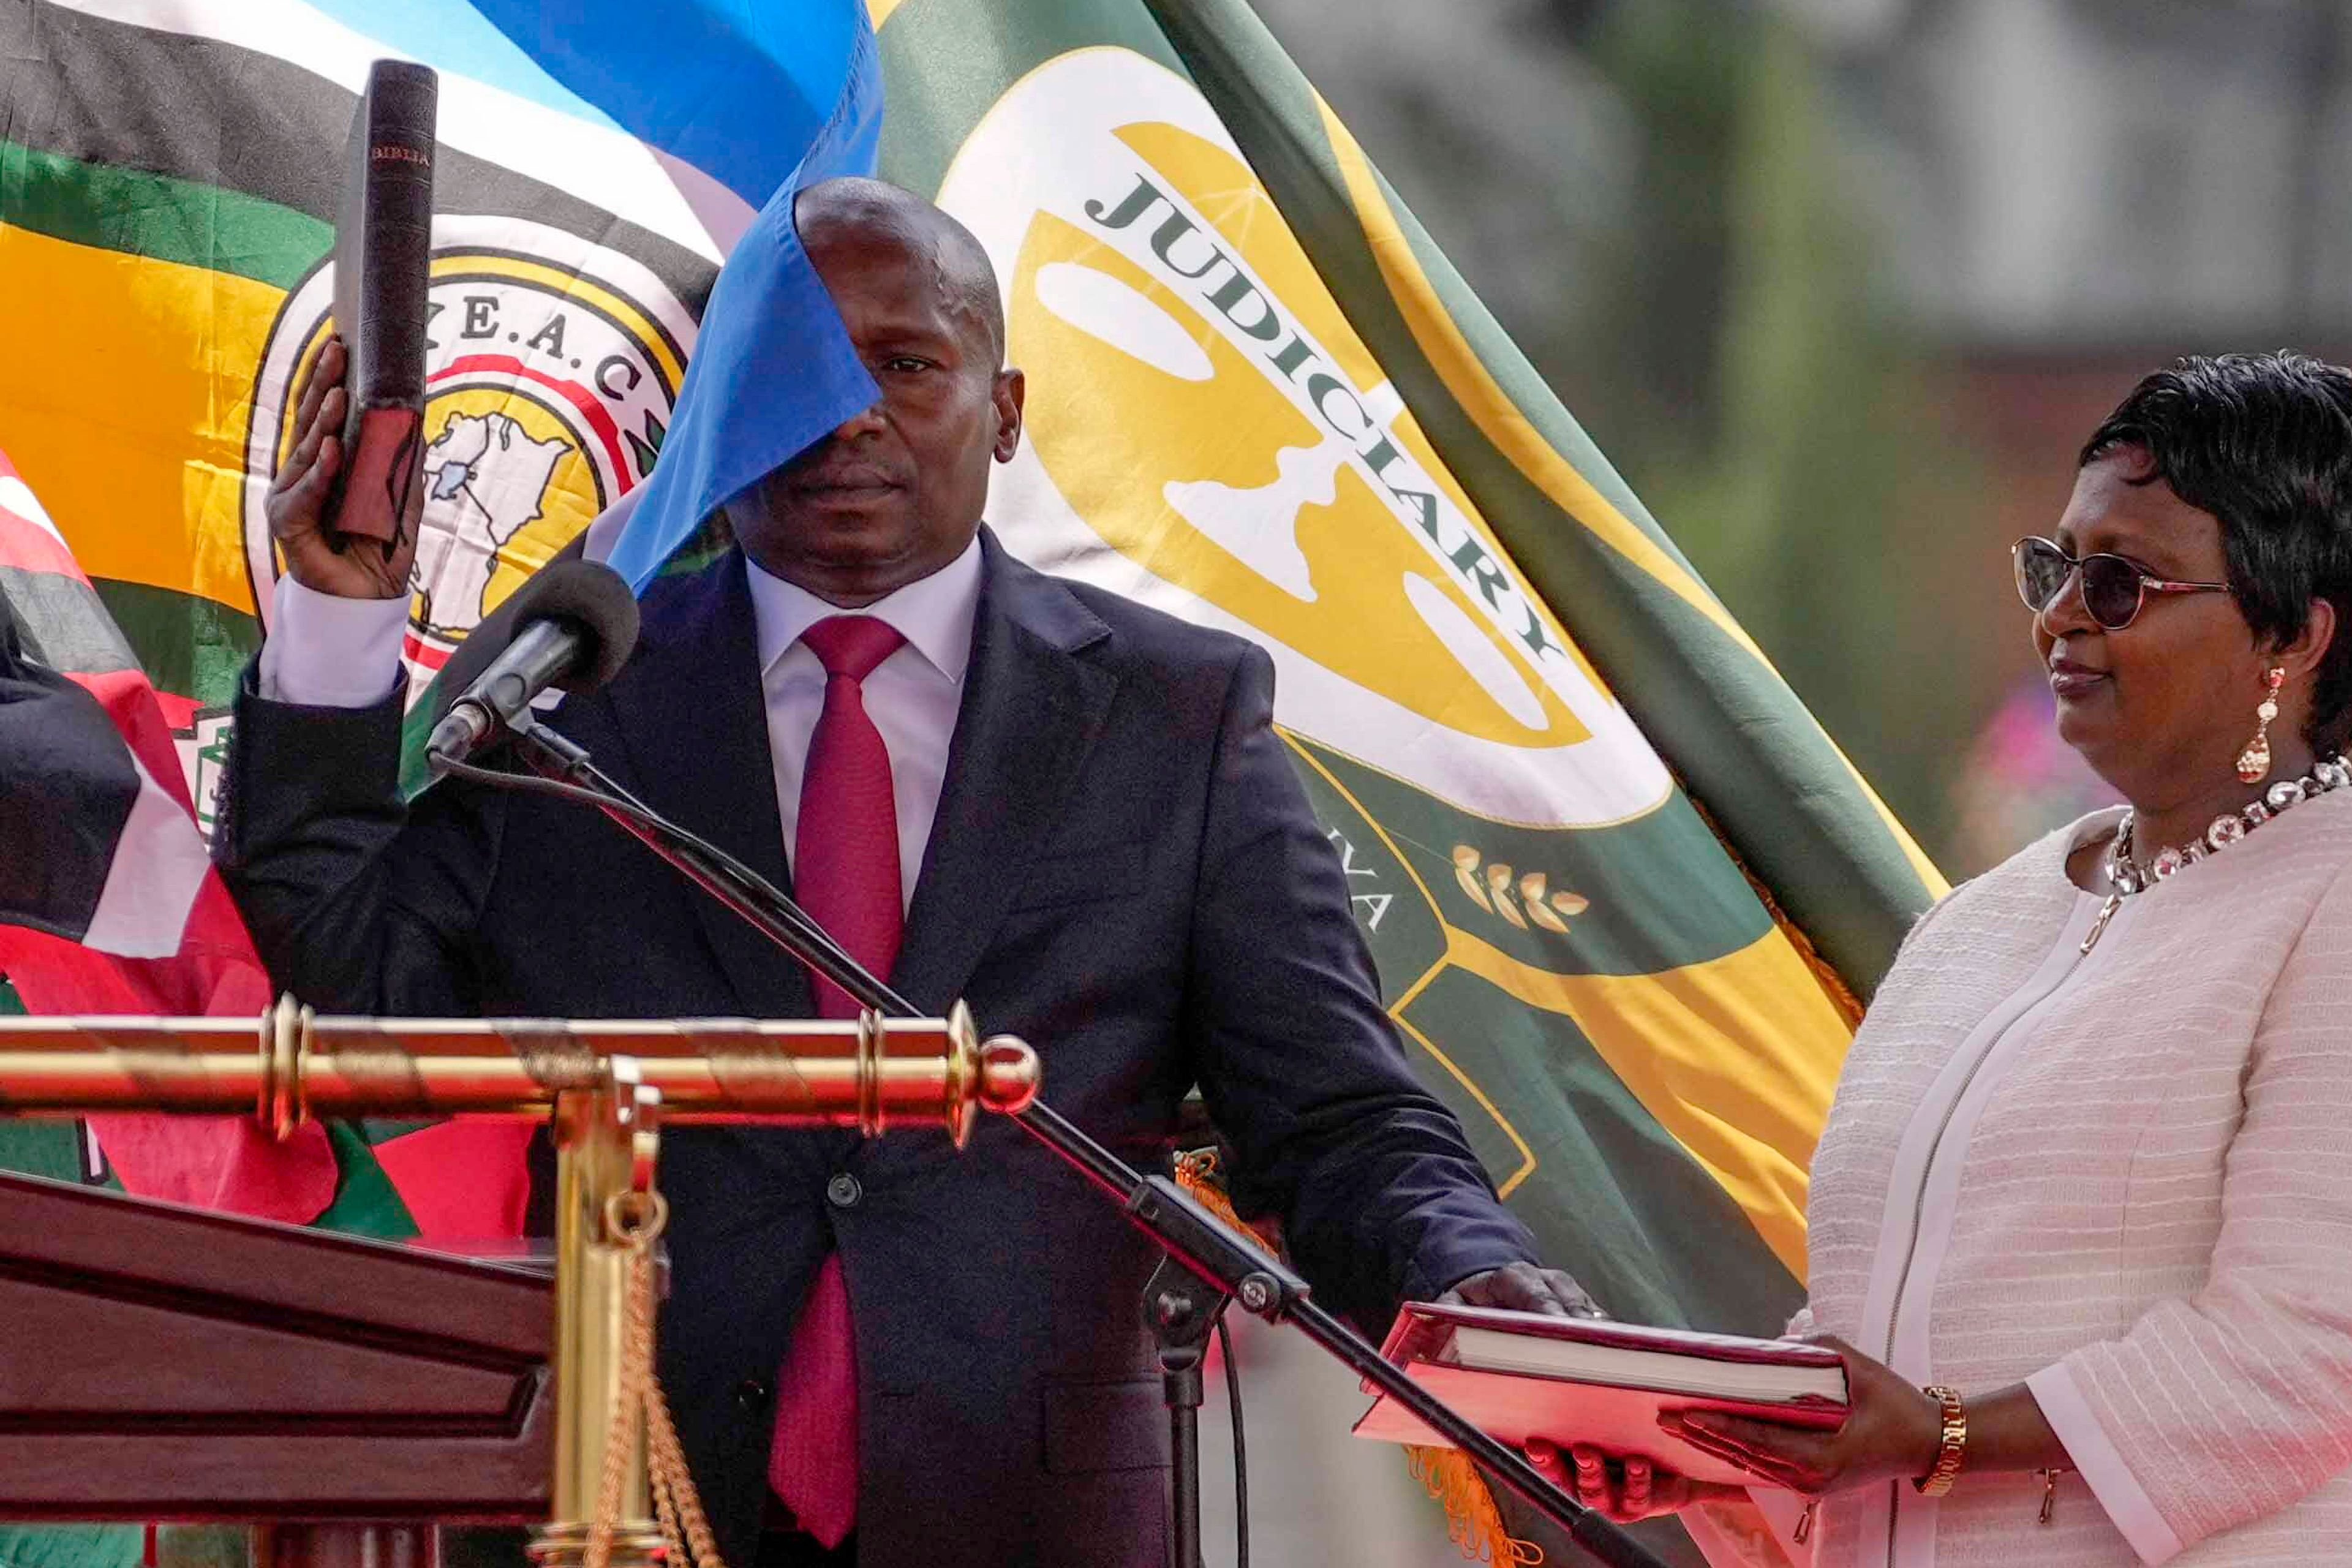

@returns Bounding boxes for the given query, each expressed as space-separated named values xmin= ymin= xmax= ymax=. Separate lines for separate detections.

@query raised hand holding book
xmin=1352 ymin=1302 xmax=1851 ymax=1488
xmin=323 ymin=59 xmax=437 ymax=561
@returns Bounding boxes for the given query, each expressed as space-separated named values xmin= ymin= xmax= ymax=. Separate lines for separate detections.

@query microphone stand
xmin=463 ymin=718 xmax=1668 ymax=1568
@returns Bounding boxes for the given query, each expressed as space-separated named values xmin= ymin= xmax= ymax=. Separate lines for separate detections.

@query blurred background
xmin=1252 ymin=0 xmax=2352 ymax=873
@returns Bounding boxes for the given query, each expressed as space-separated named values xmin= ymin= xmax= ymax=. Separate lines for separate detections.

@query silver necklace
xmin=2080 ymin=754 xmax=2351 ymax=954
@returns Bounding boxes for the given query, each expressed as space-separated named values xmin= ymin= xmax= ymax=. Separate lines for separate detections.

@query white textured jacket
xmin=1694 ymin=793 xmax=2352 ymax=1567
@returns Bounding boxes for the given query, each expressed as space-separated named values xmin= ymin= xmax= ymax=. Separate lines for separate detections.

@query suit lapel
xmin=595 ymin=550 xmax=814 ymax=1019
xmin=891 ymin=530 xmax=1118 ymax=1014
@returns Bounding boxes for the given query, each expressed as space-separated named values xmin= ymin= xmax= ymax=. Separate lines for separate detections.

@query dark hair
xmin=2080 ymin=351 xmax=2352 ymax=750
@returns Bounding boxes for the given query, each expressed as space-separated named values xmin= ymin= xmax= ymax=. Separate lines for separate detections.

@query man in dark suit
xmin=219 ymin=178 xmax=1593 ymax=1568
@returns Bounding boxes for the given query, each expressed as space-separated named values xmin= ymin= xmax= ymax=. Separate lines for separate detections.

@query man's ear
xmin=992 ymin=368 xmax=1025 ymax=463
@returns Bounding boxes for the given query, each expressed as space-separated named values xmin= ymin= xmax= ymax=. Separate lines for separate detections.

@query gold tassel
xmin=1172 ymin=1146 xmax=1282 ymax=1249
xmin=1405 ymin=1447 xmax=1544 ymax=1563
xmin=1174 ymin=1152 xmax=1538 ymax=1562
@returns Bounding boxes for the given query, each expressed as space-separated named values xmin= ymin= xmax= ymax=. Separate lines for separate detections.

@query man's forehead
xmin=799 ymin=189 xmax=1003 ymax=360
xmin=811 ymin=231 xmax=960 ymax=327
xmin=796 ymin=181 xmax=960 ymax=284
xmin=796 ymin=175 xmax=930 ymax=233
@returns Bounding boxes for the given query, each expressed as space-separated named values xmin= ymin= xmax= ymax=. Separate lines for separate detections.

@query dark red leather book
xmin=1352 ymin=1302 xmax=1850 ymax=1486
xmin=324 ymin=59 xmax=437 ymax=557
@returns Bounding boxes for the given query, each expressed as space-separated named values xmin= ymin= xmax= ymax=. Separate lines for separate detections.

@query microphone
xmin=425 ymin=558 xmax=639 ymax=766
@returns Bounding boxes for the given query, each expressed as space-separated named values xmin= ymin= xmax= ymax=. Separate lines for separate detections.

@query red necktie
xmin=767 ymin=613 xmax=905 ymax=1546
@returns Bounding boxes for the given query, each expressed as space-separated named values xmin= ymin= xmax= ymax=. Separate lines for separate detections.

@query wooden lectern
xmin=0 ymin=1003 xmax=1040 ymax=1565
xmin=0 ymin=1169 xmax=551 ymax=1523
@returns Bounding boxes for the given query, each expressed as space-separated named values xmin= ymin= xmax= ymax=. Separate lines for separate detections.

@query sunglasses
xmin=2011 ymin=536 xmax=2231 ymax=631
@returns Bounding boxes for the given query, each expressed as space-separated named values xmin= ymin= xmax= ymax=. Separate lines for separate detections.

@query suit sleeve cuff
xmin=1410 ymin=1227 xmax=1542 ymax=1303
xmin=2026 ymin=1361 xmax=2185 ymax=1564
xmin=258 ymin=575 xmax=409 ymax=707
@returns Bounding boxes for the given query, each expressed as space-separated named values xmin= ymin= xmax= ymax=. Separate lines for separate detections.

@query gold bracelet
xmin=1913 ymin=1384 xmax=1967 ymax=1496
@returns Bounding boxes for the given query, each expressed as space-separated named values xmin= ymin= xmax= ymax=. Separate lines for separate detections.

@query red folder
xmin=1351 ymin=1302 xmax=1849 ymax=1487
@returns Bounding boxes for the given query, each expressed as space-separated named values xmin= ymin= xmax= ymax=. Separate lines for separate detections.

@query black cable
xmin=1215 ymin=1314 xmax=1246 ymax=1568
xmin=431 ymin=748 xmax=901 ymax=1010
xmin=432 ymin=750 xmax=646 ymax=812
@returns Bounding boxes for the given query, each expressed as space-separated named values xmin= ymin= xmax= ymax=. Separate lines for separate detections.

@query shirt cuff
xmin=2026 ymin=1361 xmax=2185 ymax=1564
xmin=258 ymin=575 xmax=409 ymax=707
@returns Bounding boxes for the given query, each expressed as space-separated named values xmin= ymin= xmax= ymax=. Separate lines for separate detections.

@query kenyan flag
xmin=0 ymin=443 xmax=314 ymax=1207
xmin=0 ymin=434 xmax=533 ymax=1239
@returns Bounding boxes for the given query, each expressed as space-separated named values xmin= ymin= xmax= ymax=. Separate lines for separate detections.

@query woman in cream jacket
xmin=1551 ymin=353 xmax=2352 ymax=1566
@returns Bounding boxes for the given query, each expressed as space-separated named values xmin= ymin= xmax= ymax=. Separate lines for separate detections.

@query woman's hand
xmin=1659 ymin=1335 xmax=1945 ymax=1498
xmin=1525 ymin=1439 xmax=1745 ymax=1523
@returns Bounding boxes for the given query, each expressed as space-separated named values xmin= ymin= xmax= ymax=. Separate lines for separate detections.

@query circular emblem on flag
xmin=938 ymin=51 xmax=1668 ymax=826
xmin=241 ymin=216 xmax=695 ymax=695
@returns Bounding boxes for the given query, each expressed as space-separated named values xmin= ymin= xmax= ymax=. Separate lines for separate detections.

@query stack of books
xmin=1351 ymin=1303 xmax=1850 ymax=1485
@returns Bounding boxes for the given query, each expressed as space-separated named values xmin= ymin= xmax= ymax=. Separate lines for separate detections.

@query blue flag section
xmin=564 ymin=4 xmax=887 ymax=590
xmin=467 ymin=0 xmax=878 ymax=209
xmin=307 ymin=0 xmax=878 ymax=209
xmin=600 ymin=81 xmax=886 ymax=591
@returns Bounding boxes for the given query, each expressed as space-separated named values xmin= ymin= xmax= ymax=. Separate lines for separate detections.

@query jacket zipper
xmin=1875 ymin=902 xmax=2101 ymax=1562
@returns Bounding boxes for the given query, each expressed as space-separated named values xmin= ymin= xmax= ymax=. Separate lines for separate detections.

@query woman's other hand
xmin=1659 ymin=1335 xmax=1944 ymax=1497
xmin=1525 ymin=1438 xmax=1745 ymax=1522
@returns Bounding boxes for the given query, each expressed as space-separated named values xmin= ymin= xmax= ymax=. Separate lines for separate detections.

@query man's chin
xmin=809 ymin=516 xmax=922 ymax=570
xmin=744 ymin=514 xmax=968 ymax=605
xmin=780 ymin=488 xmax=911 ymax=537
xmin=756 ymin=497 xmax=914 ymax=559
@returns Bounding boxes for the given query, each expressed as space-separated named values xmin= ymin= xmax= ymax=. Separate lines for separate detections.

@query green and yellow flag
xmin=878 ymin=0 xmax=1941 ymax=1314
xmin=871 ymin=4 xmax=1942 ymax=1555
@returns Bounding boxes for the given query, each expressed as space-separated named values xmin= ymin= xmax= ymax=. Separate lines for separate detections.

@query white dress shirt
xmin=257 ymin=536 xmax=984 ymax=911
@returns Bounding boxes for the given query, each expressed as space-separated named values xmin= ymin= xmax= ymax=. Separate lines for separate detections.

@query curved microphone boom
xmin=426 ymin=559 xmax=639 ymax=766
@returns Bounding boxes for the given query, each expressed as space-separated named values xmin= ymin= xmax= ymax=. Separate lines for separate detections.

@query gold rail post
xmin=531 ymin=1058 xmax=664 ymax=1568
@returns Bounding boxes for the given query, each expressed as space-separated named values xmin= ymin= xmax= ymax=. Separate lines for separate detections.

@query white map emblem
xmin=414 ymin=410 xmax=571 ymax=636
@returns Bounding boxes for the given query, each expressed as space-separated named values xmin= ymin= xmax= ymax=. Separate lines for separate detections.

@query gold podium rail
xmin=0 ymin=995 xmax=1039 ymax=1141
xmin=0 ymin=1000 xmax=1041 ymax=1568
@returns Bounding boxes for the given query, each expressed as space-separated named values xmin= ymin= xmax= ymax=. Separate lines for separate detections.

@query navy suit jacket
xmin=216 ymin=530 xmax=1538 ymax=1566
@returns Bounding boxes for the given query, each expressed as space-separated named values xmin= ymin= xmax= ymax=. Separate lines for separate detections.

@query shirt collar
xmin=746 ymin=533 xmax=983 ymax=685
